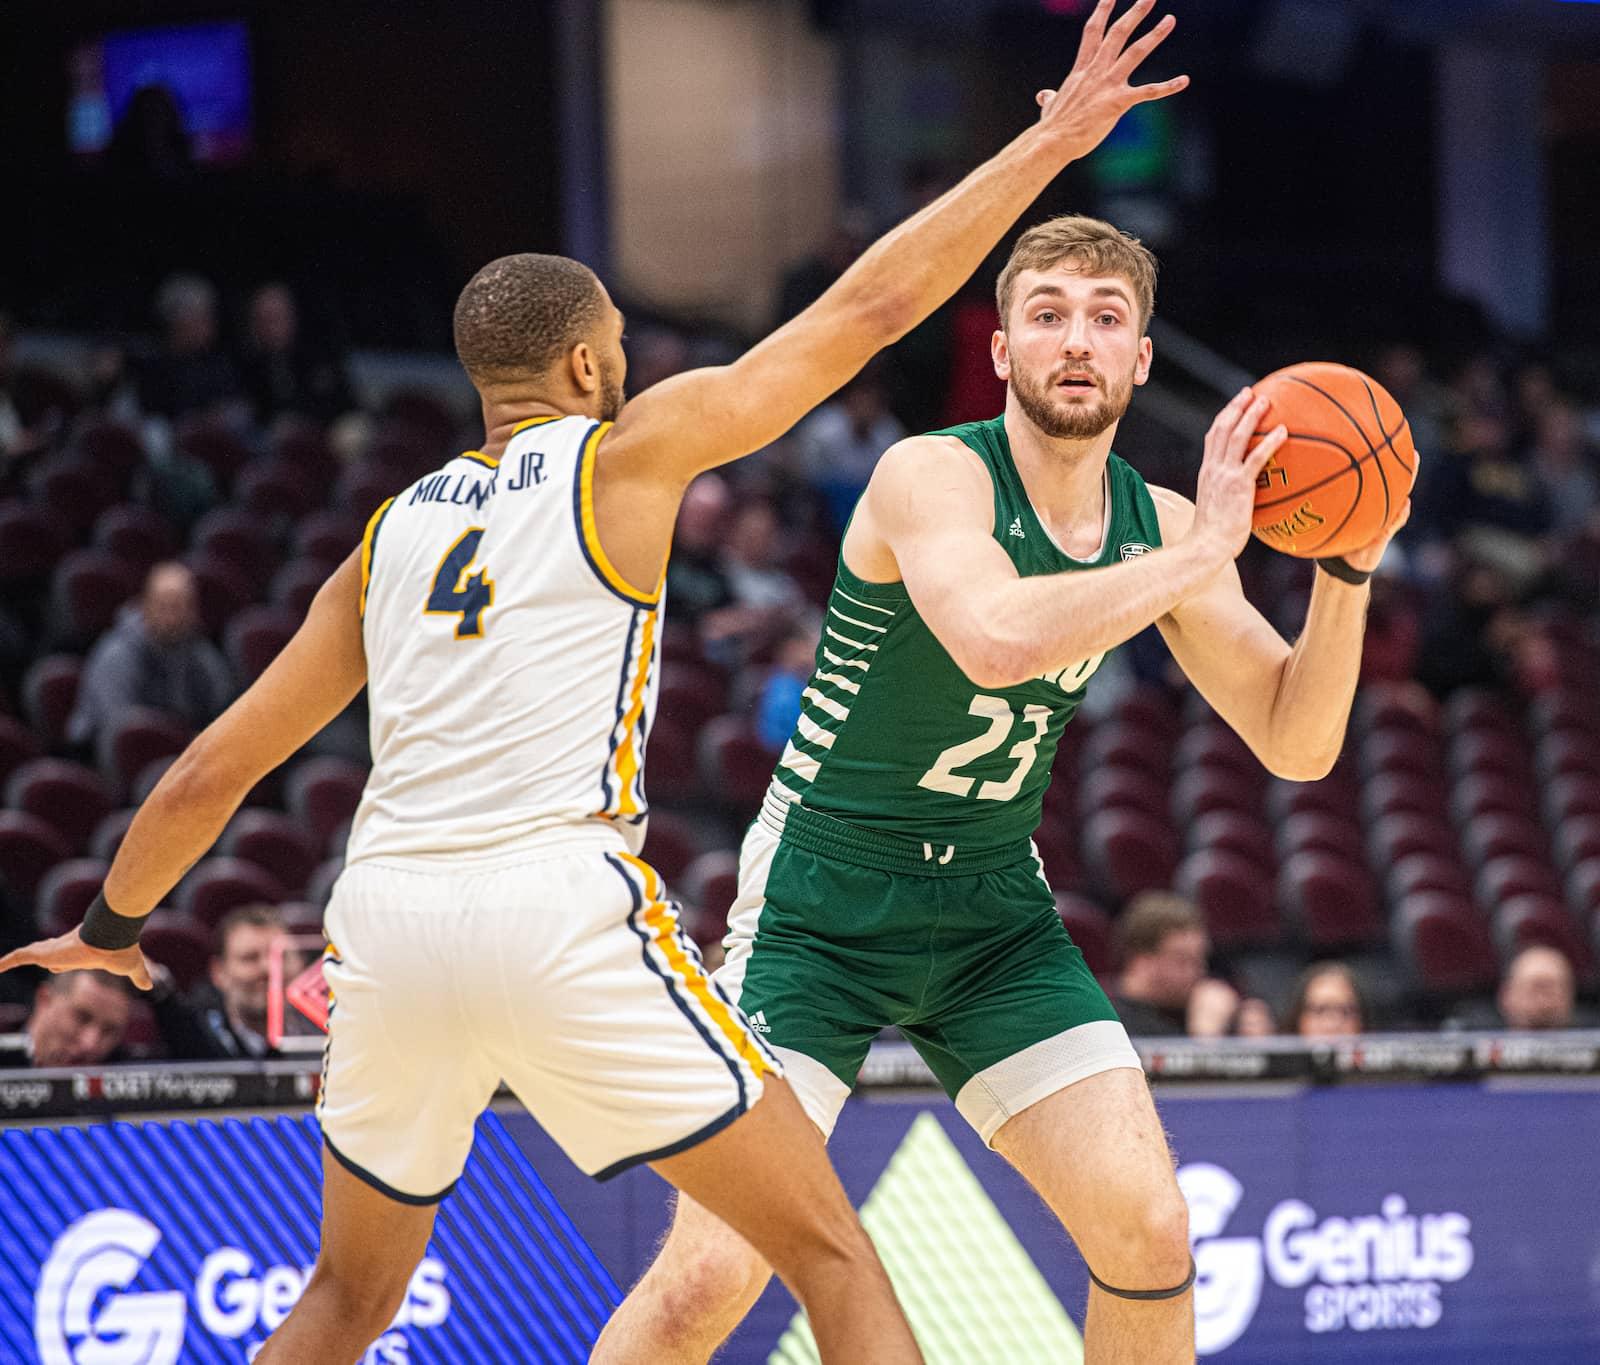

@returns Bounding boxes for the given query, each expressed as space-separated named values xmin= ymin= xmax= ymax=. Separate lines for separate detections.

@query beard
xmin=599 ymin=356 xmax=627 ymax=422
xmin=1011 ymin=359 xmax=1136 ymax=440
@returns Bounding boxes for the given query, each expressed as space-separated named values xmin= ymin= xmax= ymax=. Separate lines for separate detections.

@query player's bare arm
xmin=592 ymin=0 xmax=1188 ymax=590
xmin=853 ymin=386 xmax=1289 ymax=690
xmin=0 ymin=552 xmax=368 ymax=986
xmin=1152 ymin=480 xmax=1410 ymax=782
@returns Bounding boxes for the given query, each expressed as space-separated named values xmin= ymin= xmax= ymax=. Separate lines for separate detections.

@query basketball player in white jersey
xmin=0 ymin=4 xmax=1187 ymax=1361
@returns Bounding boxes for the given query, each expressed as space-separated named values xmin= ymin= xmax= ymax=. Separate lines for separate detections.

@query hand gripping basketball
xmin=1191 ymin=387 xmax=1289 ymax=562
xmin=1033 ymin=0 xmax=1189 ymax=163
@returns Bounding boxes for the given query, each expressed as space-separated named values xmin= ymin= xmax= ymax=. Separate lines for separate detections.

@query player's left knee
xmin=1099 ymin=1185 xmax=1191 ymax=1289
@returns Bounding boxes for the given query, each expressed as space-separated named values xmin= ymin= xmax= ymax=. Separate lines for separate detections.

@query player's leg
xmin=991 ymin=1068 xmax=1193 ymax=1365
xmin=255 ymin=1150 xmax=438 ymax=1364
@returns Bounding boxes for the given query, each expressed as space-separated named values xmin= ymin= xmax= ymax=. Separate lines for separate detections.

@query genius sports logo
xmin=34 ymin=1207 xmax=449 ymax=1364
xmin=1179 ymin=1163 xmax=1476 ymax=1356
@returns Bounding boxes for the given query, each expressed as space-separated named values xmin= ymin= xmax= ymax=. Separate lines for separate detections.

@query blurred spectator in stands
xmin=794 ymin=362 xmax=906 ymax=531
xmin=756 ymin=624 xmax=820 ymax=751
xmin=665 ymin=474 xmax=734 ymax=630
xmin=1282 ymin=962 xmax=1368 ymax=1037
xmin=626 ymin=325 xmax=690 ymax=395
xmin=237 ymin=283 xmax=354 ymax=425
xmin=1528 ymin=400 xmax=1599 ymax=536
xmin=1373 ymin=342 xmax=1451 ymax=461
xmin=2 ymin=971 xmax=131 ymax=1068
xmin=1233 ymin=995 xmax=1275 ymax=1038
xmin=107 ymin=85 xmax=194 ymax=183
xmin=1415 ymin=560 xmax=1521 ymax=698
xmin=136 ymin=274 xmax=245 ymax=420
xmin=1186 ymin=977 xmax=1242 ymax=1039
xmin=775 ymin=206 xmax=873 ymax=325
xmin=68 ymin=561 xmax=234 ymax=750
xmin=1497 ymin=945 xmax=1584 ymax=1031
xmin=152 ymin=905 xmax=287 ymax=1061
xmin=702 ymin=497 xmax=809 ymax=667
xmin=1109 ymin=893 xmax=1209 ymax=1037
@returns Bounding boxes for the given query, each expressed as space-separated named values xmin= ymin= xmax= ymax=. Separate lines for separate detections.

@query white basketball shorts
xmin=318 ymin=833 xmax=778 ymax=1202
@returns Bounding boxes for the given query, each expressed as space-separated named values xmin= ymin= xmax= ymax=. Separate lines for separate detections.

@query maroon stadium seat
xmin=1277 ymin=811 xmax=1365 ymax=865
xmin=224 ymin=606 xmax=299 ymax=685
xmin=100 ymin=707 xmax=193 ymax=799
xmin=284 ymin=758 xmax=369 ymax=848
xmin=49 ymin=550 xmax=140 ymax=647
xmin=1368 ymin=812 xmax=1458 ymax=870
xmin=1460 ymin=813 xmax=1549 ymax=872
xmin=1546 ymin=774 xmax=1600 ymax=826
xmin=175 ymin=857 xmax=288 ymax=932
xmin=293 ymin=512 xmax=366 ymax=569
xmin=0 ymin=812 xmax=71 ymax=902
xmin=1448 ymin=729 xmax=1534 ymax=784
xmin=640 ymin=810 xmax=700 ymax=887
xmin=1175 ymin=725 xmax=1262 ymax=783
xmin=1079 ymin=766 xmax=1168 ymax=820
xmin=1110 ymin=685 xmax=1180 ymax=742
xmin=1443 ymin=688 xmax=1521 ymax=740
xmin=1056 ymin=893 xmax=1115 ymax=974
xmin=75 ymin=420 xmax=146 ymax=488
xmin=1267 ymin=774 xmax=1359 ymax=824
xmin=1171 ymin=766 xmax=1259 ymax=825
xmin=0 ymin=501 xmax=70 ymax=589
xmin=269 ymin=559 xmax=330 ymax=620
xmin=1356 ymin=681 xmax=1440 ymax=737
xmin=1476 ymin=854 xmax=1564 ymax=912
xmin=1186 ymin=810 xmax=1274 ymax=872
xmin=655 ymin=664 xmax=730 ymax=737
xmin=29 ymin=458 xmax=116 ymax=536
xmin=236 ymin=457 xmax=316 ymax=524
xmin=0 ymin=717 xmax=44 ymax=789
xmin=1033 ymin=807 xmax=1080 ymax=888
xmin=21 ymin=655 xmax=82 ymax=750
xmin=271 ymin=421 xmax=333 ymax=471
xmin=1084 ymin=722 xmax=1168 ymax=779
xmin=1177 ymin=848 xmax=1280 ymax=950
xmin=92 ymin=504 xmax=178 ymax=575
xmin=1279 ymin=850 xmax=1384 ymax=951
xmin=1493 ymin=894 xmax=1596 ymax=985
xmin=132 ymin=756 xmax=177 ymax=804
xmin=1393 ymin=894 xmax=1500 ymax=998
xmin=1362 ymin=771 xmax=1445 ymax=823
xmin=337 ymin=461 xmax=404 ymax=519
xmin=641 ymin=713 xmax=698 ymax=806
xmin=1082 ymin=808 xmax=1178 ymax=905
xmin=1556 ymin=818 xmax=1600 ymax=876
xmin=1568 ymin=858 xmax=1600 ymax=921
xmin=219 ymin=810 xmax=320 ymax=898
xmin=185 ymin=550 xmax=257 ymax=636
xmin=683 ymin=850 xmax=739 ymax=922
xmin=278 ymin=901 xmax=326 ymax=941
xmin=1537 ymin=731 xmax=1600 ymax=784
xmin=306 ymin=857 xmax=344 ymax=907
xmin=1449 ymin=772 xmax=1535 ymax=827
xmin=696 ymin=717 xmax=778 ymax=817
xmin=175 ymin=420 xmax=251 ymax=488
xmin=1361 ymin=728 xmax=1443 ymax=780
xmin=35 ymin=858 xmax=110 ymax=936
xmin=138 ymin=911 xmax=214 ymax=993
xmin=1387 ymin=852 xmax=1473 ymax=906
xmin=4 ymin=758 xmax=115 ymax=853
xmin=88 ymin=809 xmax=138 ymax=863
xmin=191 ymin=509 xmax=277 ymax=586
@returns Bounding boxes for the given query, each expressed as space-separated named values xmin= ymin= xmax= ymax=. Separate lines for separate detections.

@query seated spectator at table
xmin=1282 ymin=962 xmax=1368 ymax=1038
xmin=0 ymin=970 xmax=131 ymax=1068
xmin=68 ymin=561 xmax=235 ymax=751
xmin=136 ymin=273 xmax=245 ymax=420
xmin=1108 ymin=893 xmax=1211 ymax=1038
xmin=151 ymin=904 xmax=289 ymax=1061
xmin=237 ymin=282 xmax=354 ymax=425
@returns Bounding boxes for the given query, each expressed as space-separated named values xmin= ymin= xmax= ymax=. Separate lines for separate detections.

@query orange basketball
xmin=1248 ymin=361 xmax=1417 ymax=558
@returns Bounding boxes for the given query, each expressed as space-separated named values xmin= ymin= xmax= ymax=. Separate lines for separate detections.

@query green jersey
xmin=770 ymin=414 xmax=1163 ymax=848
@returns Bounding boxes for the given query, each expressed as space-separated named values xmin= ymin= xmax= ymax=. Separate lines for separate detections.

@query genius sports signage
xmin=0 ymin=1114 xmax=619 ymax=1364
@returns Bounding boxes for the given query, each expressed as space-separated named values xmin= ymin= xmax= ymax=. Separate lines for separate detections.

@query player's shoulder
xmin=1145 ymin=483 xmax=1196 ymax=538
xmin=872 ymin=432 xmax=989 ymax=486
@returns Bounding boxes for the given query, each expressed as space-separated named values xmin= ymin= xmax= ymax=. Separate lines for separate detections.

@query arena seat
xmin=1386 ymin=852 xmax=1473 ymax=906
xmin=22 ymin=655 xmax=82 ymax=750
xmin=0 ymin=717 xmax=44 ymax=789
xmin=293 ymin=512 xmax=366 ymax=568
xmin=185 ymin=549 xmax=257 ymax=636
xmin=92 ymin=504 xmax=178 ymax=575
xmin=1460 ymin=813 xmax=1550 ymax=872
xmin=1537 ymin=731 xmax=1600 ymax=784
xmin=1546 ymin=774 xmax=1600 ymax=826
xmin=1493 ymin=894 xmax=1596 ymax=985
xmin=235 ymin=457 xmax=316 ymax=524
xmin=284 ymin=758 xmax=369 ymax=848
xmin=132 ymin=756 xmax=176 ymax=804
xmin=1277 ymin=811 xmax=1365 ymax=865
xmin=88 ymin=809 xmax=138 ymax=863
xmin=100 ymin=707 xmax=193 ymax=799
xmin=1392 ymin=894 xmax=1500 ymax=999
xmin=1084 ymin=722 xmax=1168 ymax=779
xmin=175 ymin=858 xmax=288 ymax=932
xmin=1355 ymin=681 xmax=1440 ymax=737
xmin=1082 ymin=808 xmax=1178 ymax=905
xmin=1368 ymin=811 xmax=1459 ymax=870
xmin=1186 ymin=810 xmax=1274 ymax=872
xmin=1360 ymin=727 xmax=1443 ymax=780
xmin=1442 ymin=688 xmax=1520 ymax=740
xmin=1476 ymin=853 xmax=1565 ymax=911
xmin=278 ymin=901 xmax=326 ymax=941
xmin=75 ymin=420 xmax=146 ymax=488
xmin=49 ymin=550 xmax=139 ymax=648
xmin=1174 ymin=724 xmax=1261 ymax=783
xmin=1033 ymin=807 xmax=1080 ymax=888
xmin=0 ymin=812 xmax=71 ymax=902
xmin=305 ymin=857 xmax=344 ymax=907
xmin=1055 ymin=893 xmax=1115 ymax=974
xmin=1079 ymin=766 xmax=1168 ymax=821
xmin=1362 ymin=771 xmax=1445 ymax=823
xmin=1449 ymin=771 xmax=1534 ymax=827
xmin=1567 ymin=857 xmax=1600 ymax=921
xmin=640 ymin=809 xmax=700 ymax=886
xmin=696 ymin=717 xmax=779 ymax=817
xmin=641 ymin=715 xmax=698 ymax=806
xmin=1171 ymin=766 xmax=1259 ymax=825
xmin=655 ymin=664 xmax=730 ymax=738
xmin=1555 ymin=818 xmax=1600 ymax=875
xmin=138 ymin=911 xmax=214 ymax=993
xmin=30 ymin=458 xmax=116 ymax=536
xmin=1279 ymin=850 xmax=1384 ymax=951
xmin=5 ymin=758 xmax=115 ymax=853
xmin=0 ymin=501 xmax=70 ymax=592
xmin=1448 ymin=729 xmax=1534 ymax=784
xmin=225 ymin=606 xmax=299 ymax=685
xmin=175 ymin=420 xmax=251 ymax=489
xmin=1267 ymin=773 xmax=1359 ymax=824
xmin=1176 ymin=848 xmax=1280 ymax=950
xmin=35 ymin=858 xmax=111 ymax=936
xmin=191 ymin=509 xmax=278 ymax=585
xmin=269 ymin=559 xmax=329 ymax=619
xmin=336 ymin=461 xmax=403 ymax=518
xmin=220 ymin=810 xmax=320 ymax=898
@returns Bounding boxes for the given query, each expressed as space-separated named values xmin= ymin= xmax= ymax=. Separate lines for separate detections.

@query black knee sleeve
xmin=1087 ymin=1257 xmax=1196 ymax=1301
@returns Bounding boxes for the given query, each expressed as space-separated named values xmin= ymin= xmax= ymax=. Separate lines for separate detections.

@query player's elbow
xmin=957 ymin=634 xmax=1038 ymax=691
xmin=153 ymin=733 xmax=251 ymax=813
xmin=1263 ymin=747 xmax=1338 ymax=783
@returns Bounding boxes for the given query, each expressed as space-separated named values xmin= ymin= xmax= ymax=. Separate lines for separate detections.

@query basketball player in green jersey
xmin=595 ymin=218 xmax=1410 ymax=1361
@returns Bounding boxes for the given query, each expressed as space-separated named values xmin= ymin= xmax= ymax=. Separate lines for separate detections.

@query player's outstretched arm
xmin=1154 ymin=488 xmax=1410 ymax=782
xmin=606 ymin=0 xmax=1187 ymax=485
xmin=864 ymin=390 xmax=1287 ymax=691
xmin=0 ymin=553 xmax=368 ymax=987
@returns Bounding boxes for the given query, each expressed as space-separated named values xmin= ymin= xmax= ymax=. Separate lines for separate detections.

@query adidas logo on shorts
xmin=748 ymin=1009 xmax=772 ymax=1034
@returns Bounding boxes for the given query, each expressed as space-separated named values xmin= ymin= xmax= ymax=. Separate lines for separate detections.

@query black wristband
xmin=1316 ymin=555 xmax=1372 ymax=586
xmin=79 ymin=891 xmax=146 ymax=951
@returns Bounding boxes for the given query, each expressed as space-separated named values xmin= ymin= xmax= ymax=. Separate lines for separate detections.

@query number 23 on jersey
xmin=918 ymin=694 xmax=1052 ymax=802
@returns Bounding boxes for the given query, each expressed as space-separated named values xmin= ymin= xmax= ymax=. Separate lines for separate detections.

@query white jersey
xmin=345 ymin=415 xmax=660 ymax=865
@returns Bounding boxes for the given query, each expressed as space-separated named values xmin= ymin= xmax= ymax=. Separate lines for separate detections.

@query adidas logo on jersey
xmin=748 ymin=1010 xmax=772 ymax=1034
xmin=1008 ymin=518 xmax=1026 ymax=539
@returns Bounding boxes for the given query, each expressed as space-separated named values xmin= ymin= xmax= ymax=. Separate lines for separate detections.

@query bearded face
xmin=598 ymin=352 xmax=627 ymax=422
xmin=1008 ymin=352 xmax=1137 ymax=440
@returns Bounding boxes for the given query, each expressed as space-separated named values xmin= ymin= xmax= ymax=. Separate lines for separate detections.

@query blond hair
xmin=995 ymin=215 xmax=1158 ymax=333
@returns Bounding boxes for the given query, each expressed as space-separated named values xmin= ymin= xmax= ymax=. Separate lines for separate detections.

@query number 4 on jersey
xmin=425 ymin=528 xmax=494 ymax=638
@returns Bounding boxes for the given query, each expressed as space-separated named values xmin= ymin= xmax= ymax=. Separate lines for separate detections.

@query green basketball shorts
xmin=714 ymin=789 xmax=1141 ymax=1145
